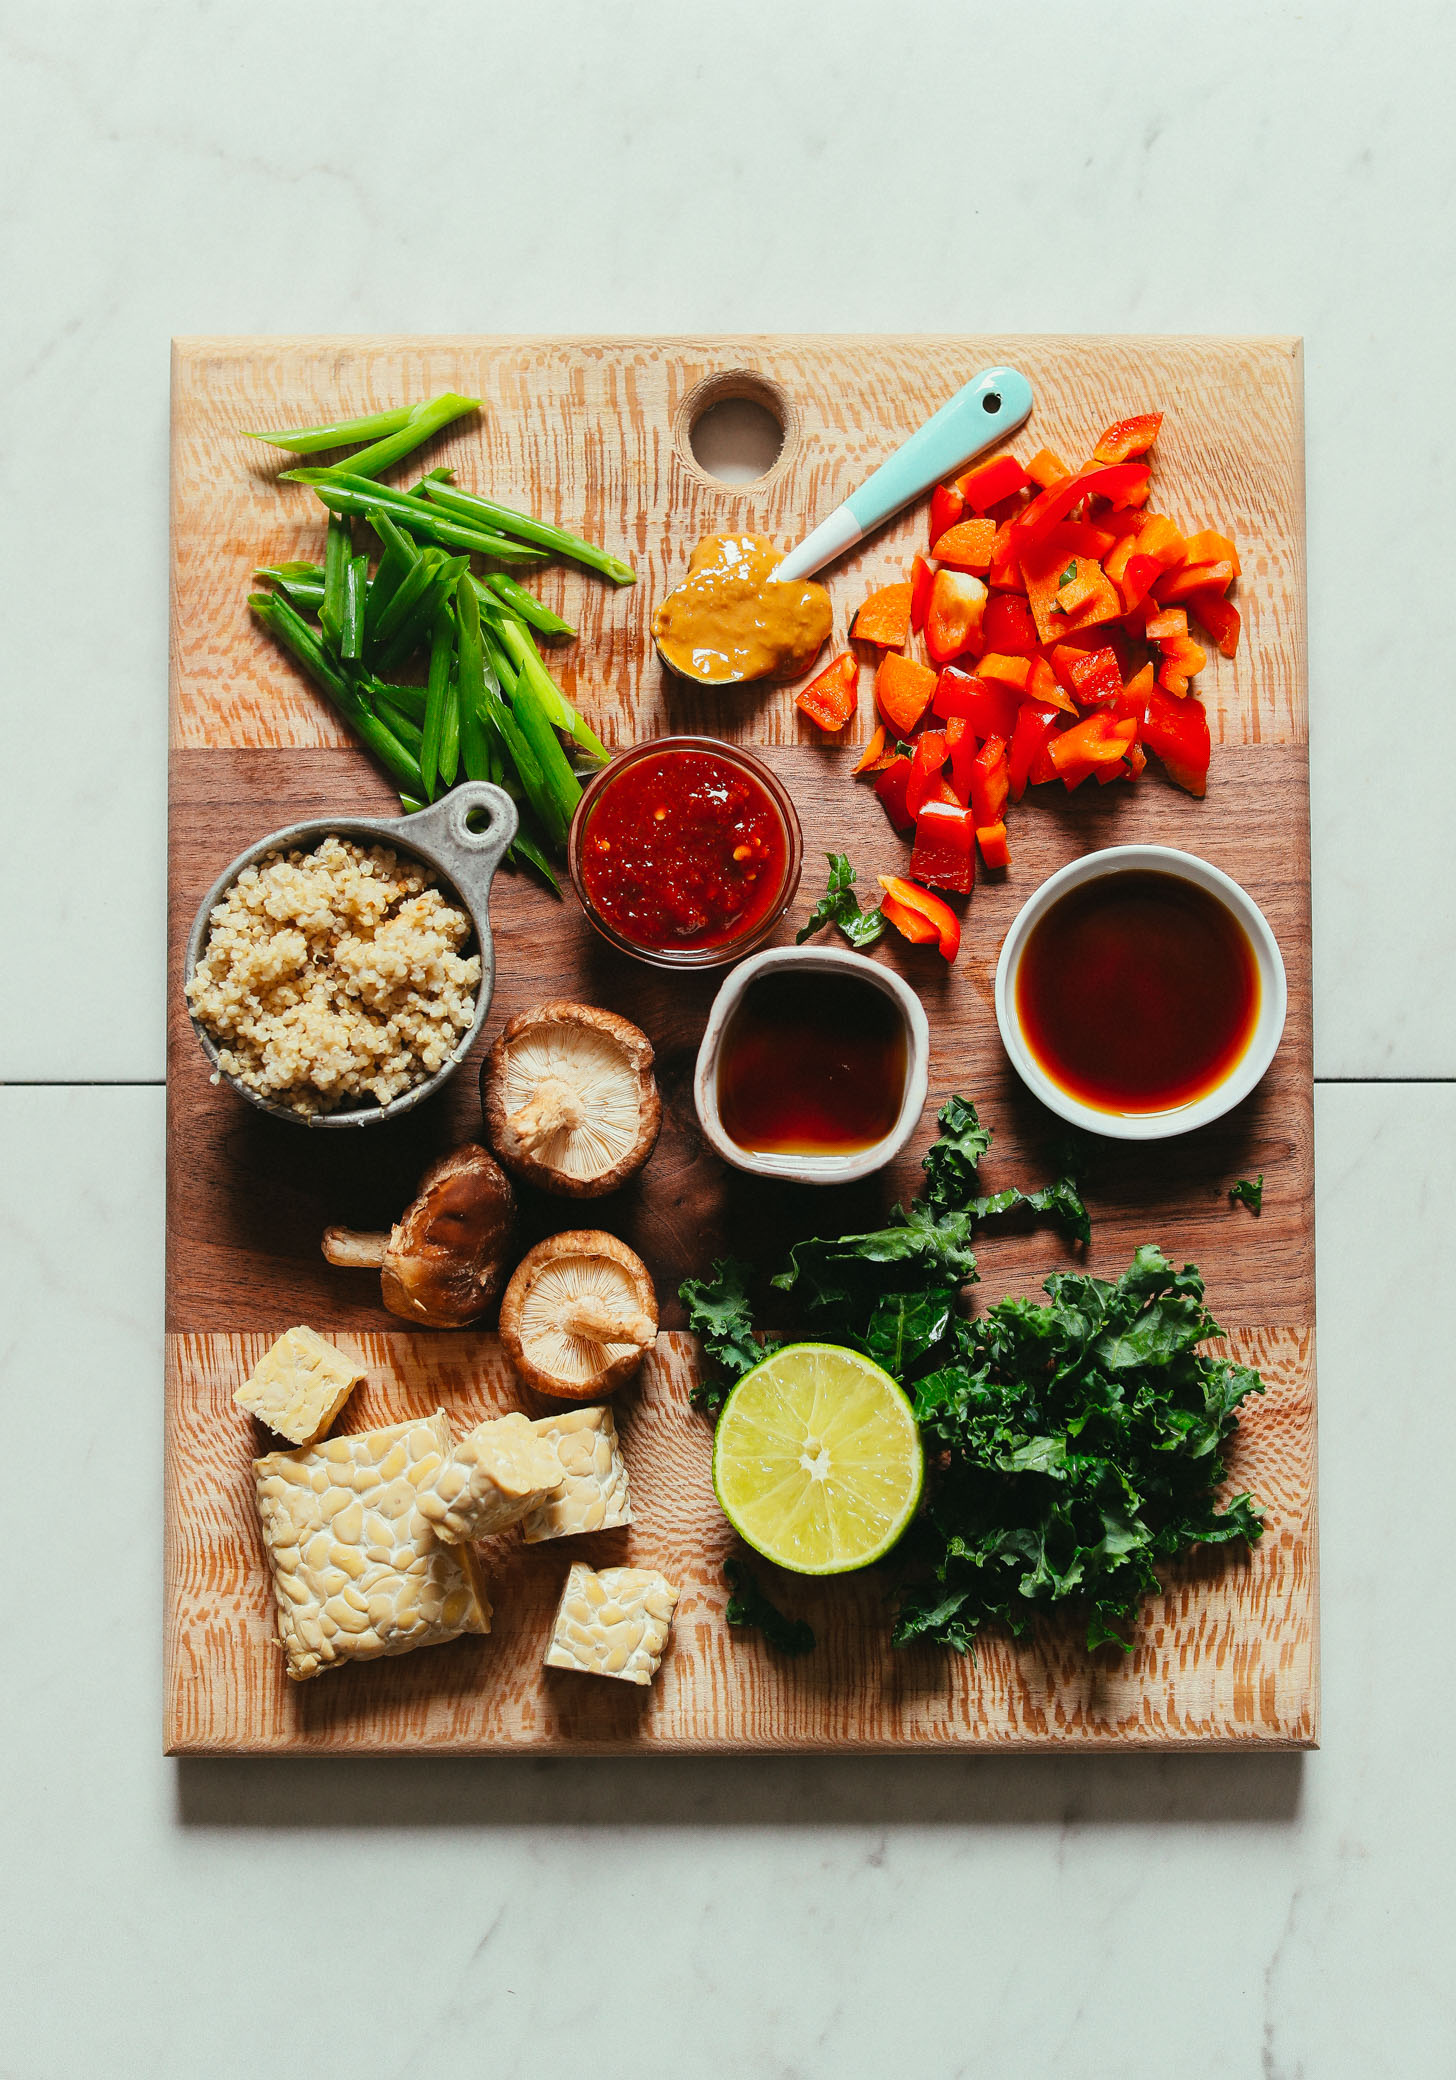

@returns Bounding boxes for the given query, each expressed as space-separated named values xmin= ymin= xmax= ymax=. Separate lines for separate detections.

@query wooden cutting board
xmin=166 ymin=335 xmax=1316 ymax=1754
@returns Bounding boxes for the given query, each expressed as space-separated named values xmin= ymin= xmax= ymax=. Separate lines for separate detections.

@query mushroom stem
xmin=505 ymin=1075 xmax=589 ymax=1154
xmin=557 ymin=1297 xmax=657 ymax=1348
xmin=321 ymin=1226 xmax=389 ymax=1269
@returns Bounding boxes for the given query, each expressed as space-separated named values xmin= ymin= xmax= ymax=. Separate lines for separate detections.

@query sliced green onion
xmin=420 ymin=608 xmax=454 ymax=803
xmin=319 ymin=514 xmax=351 ymax=651
xmin=496 ymin=617 xmax=609 ymax=763
xmin=305 ymin=392 xmax=480 ymax=481
xmin=422 ymin=479 xmax=635 ymax=585
xmin=485 ymin=570 xmax=576 ymax=639
xmin=245 ymin=404 xmax=417 ymax=455
xmin=340 ymin=553 xmax=368 ymax=661
xmin=249 ymin=593 xmax=422 ymax=794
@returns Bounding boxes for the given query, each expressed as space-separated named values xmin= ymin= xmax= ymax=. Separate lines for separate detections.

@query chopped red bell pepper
xmin=1091 ymin=411 xmax=1163 ymax=464
xmin=909 ymin=799 xmax=976 ymax=894
xmin=874 ymin=652 xmax=938 ymax=736
xmin=932 ymin=666 xmax=1021 ymax=741
xmin=878 ymin=876 xmax=961 ymax=961
xmin=975 ymin=820 xmax=1010 ymax=869
xmin=794 ymin=650 xmax=858 ymax=731
xmin=1117 ymin=550 xmax=1162 ymax=612
xmin=924 ymin=569 xmax=986 ymax=665
xmin=850 ymin=584 xmax=911 ymax=649
xmin=929 ymin=482 xmax=964 ymax=546
xmin=1008 ymin=701 xmax=1063 ymax=799
xmin=1140 ymin=685 xmax=1210 ymax=796
xmin=931 ymin=517 xmax=997 ymax=571
xmin=943 ymin=712 xmax=977 ymax=803
xmin=981 ymin=592 xmax=1038 ymax=656
xmin=908 ymin=553 xmax=934 ymax=635
xmin=1010 ymin=461 xmax=1152 ymax=552
xmin=968 ymin=735 xmax=1010 ymax=829
xmin=1063 ymin=644 xmax=1123 ymax=708
xmin=956 ymin=452 xmax=1029 ymax=511
xmin=873 ymin=755 xmax=915 ymax=830
xmin=1189 ymin=590 xmax=1241 ymax=657
xmin=905 ymin=729 xmax=950 ymax=819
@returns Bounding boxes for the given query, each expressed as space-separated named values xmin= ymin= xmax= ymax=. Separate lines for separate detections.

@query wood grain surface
xmin=165 ymin=335 xmax=1316 ymax=1754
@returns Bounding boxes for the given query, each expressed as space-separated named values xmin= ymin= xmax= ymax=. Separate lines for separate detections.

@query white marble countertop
xmin=3 ymin=4 xmax=1454 ymax=2074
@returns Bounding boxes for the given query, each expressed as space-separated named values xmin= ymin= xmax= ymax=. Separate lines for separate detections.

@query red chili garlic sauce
xmin=1015 ymin=869 xmax=1260 ymax=1114
xmin=579 ymin=747 xmax=787 ymax=952
xmin=717 ymin=971 xmax=908 ymax=1155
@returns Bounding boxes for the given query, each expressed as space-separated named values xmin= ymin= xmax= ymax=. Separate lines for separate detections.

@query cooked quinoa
xmin=186 ymin=836 xmax=481 ymax=1116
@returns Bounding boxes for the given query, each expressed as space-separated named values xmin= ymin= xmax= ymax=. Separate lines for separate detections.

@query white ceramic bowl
xmin=693 ymin=945 xmax=930 ymax=1183
xmin=993 ymin=844 xmax=1287 ymax=1142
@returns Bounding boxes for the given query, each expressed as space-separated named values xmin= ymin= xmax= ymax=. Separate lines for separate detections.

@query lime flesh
xmin=712 ymin=1342 xmax=924 ymax=1576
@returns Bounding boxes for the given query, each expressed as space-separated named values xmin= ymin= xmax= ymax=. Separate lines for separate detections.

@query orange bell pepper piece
xmin=1091 ymin=411 xmax=1163 ymax=464
xmin=1047 ymin=712 xmax=1135 ymax=778
xmin=976 ymin=820 xmax=1011 ymax=869
xmin=851 ymin=583 xmax=912 ymax=649
xmin=794 ymin=650 xmax=858 ymax=731
xmin=1025 ymin=447 xmax=1071 ymax=490
xmin=878 ymin=876 xmax=961 ymax=961
xmin=1028 ymin=655 xmax=1076 ymax=714
xmin=1143 ymin=605 xmax=1188 ymax=643
xmin=853 ymin=722 xmax=899 ymax=774
xmin=975 ymin=652 xmax=1031 ymax=693
xmin=1156 ymin=559 xmax=1236 ymax=606
xmin=1023 ymin=541 xmax=1122 ymax=645
xmin=1131 ymin=513 xmax=1186 ymax=566
xmin=878 ymin=889 xmax=939 ymax=946
xmin=1180 ymin=528 xmax=1241 ymax=576
xmin=931 ymin=517 xmax=997 ymax=571
xmin=874 ymin=652 xmax=938 ymax=736
xmin=924 ymin=569 xmax=987 ymax=665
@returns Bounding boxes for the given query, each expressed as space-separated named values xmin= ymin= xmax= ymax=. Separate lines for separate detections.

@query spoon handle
xmin=774 ymin=365 xmax=1033 ymax=582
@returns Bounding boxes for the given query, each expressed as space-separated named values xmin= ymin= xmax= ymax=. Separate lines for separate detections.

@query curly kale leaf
xmin=680 ymin=1258 xmax=777 ymax=1413
xmin=1229 ymin=1174 xmax=1264 ymax=1213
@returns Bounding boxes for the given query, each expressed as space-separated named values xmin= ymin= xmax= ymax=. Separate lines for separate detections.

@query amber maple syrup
xmin=716 ymin=971 xmax=908 ymax=1155
xmin=1016 ymin=869 xmax=1259 ymax=1113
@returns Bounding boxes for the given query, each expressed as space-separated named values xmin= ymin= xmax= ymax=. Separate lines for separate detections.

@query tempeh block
xmin=521 ymin=1405 xmax=632 ymax=1543
xmin=235 ymin=1325 xmax=365 ymax=1446
xmin=545 ymin=1563 xmax=680 ymax=1685
xmin=419 ymin=1411 xmax=564 ymax=1544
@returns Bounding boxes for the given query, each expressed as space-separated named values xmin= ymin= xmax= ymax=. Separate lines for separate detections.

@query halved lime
xmin=712 ymin=1342 xmax=925 ymax=1576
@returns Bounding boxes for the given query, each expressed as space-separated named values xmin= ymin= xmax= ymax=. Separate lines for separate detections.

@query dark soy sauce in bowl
xmin=1015 ymin=868 xmax=1260 ymax=1114
xmin=716 ymin=970 xmax=908 ymax=1155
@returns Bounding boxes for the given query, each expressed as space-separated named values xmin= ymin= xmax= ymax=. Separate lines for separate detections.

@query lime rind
xmin=712 ymin=1341 xmax=924 ymax=1577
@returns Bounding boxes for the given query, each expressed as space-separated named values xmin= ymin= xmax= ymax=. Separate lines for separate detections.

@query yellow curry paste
xmin=651 ymin=534 xmax=832 ymax=685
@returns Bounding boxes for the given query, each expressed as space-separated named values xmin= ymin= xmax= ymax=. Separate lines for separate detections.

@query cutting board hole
xmin=676 ymin=372 xmax=796 ymax=490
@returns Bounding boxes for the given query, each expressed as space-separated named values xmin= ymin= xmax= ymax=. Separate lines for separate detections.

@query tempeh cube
xmin=521 ymin=1405 xmax=632 ymax=1543
xmin=235 ymin=1325 xmax=365 ymax=1447
xmin=253 ymin=1411 xmax=491 ymax=1683
xmin=545 ymin=1563 xmax=680 ymax=1685
xmin=418 ymin=1411 xmax=564 ymax=1544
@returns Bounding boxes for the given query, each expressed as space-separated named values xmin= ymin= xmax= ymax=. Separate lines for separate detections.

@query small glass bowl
xmin=567 ymin=735 xmax=803 ymax=970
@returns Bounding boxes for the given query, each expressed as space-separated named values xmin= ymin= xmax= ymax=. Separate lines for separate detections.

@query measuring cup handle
xmin=774 ymin=365 xmax=1034 ymax=582
xmin=394 ymin=783 xmax=519 ymax=910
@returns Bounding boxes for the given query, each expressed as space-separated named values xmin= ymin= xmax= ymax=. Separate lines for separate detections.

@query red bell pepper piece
xmin=850 ymin=584 xmax=911 ymax=649
xmin=968 ymin=736 xmax=1009 ymax=829
xmin=931 ymin=517 xmax=997 ymax=571
xmin=878 ymin=889 xmax=939 ymax=945
xmin=873 ymin=755 xmax=915 ymax=830
xmin=1008 ymin=701 xmax=1063 ymax=800
xmin=955 ymin=452 xmax=1029 ymax=511
xmin=1189 ymin=590 xmax=1241 ymax=657
xmin=1117 ymin=550 xmax=1162 ymax=613
xmin=905 ymin=729 xmax=950 ymax=819
xmin=878 ymin=876 xmax=961 ymax=961
xmin=932 ymin=667 xmax=1021 ymax=742
xmin=794 ymin=650 xmax=858 ymax=731
xmin=1091 ymin=411 xmax=1163 ymax=464
xmin=944 ymin=713 xmax=977 ymax=803
xmin=1010 ymin=461 xmax=1151 ymax=552
xmin=981 ymin=592 xmax=1038 ymax=656
xmin=1140 ymin=685 xmax=1210 ymax=795
xmin=874 ymin=652 xmax=938 ymax=736
xmin=908 ymin=553 xmax=934 ymax=634
xmin=1063 ymin=644 xmax=1123 ymax=709
xmin=929 ymin=482 xmax=964 ymax=546
xmin=975 ymin=820 xmax=1010 ymax=870
xmin=909 ymin=800 xmax=976 ymax=894
xmin=924 ymin=569 xmax=987 ymax=666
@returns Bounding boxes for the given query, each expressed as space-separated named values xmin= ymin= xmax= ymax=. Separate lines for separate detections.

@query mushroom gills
xmin=521 ymin=1255 xmax=655 ymax=1388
